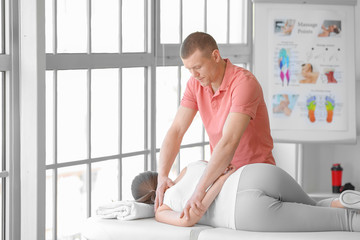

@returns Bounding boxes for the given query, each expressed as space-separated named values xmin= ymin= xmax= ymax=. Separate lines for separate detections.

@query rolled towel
xmin=96 ymin=200 xmax=155 ymax=220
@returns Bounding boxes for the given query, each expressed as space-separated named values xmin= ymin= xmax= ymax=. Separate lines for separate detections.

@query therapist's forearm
xmin=195 ymin=138 xmax=238 ymax=194
xmin=193 ymin=112 xmax=249 ymax=197
xmin=158 ymin=128 xmax=183 ymax=177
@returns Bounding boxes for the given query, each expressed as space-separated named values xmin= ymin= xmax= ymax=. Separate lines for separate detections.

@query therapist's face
xmin=182 ymin=49 xmax=220 ymax=88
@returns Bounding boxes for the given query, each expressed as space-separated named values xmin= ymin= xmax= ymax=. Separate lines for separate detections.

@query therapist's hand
xmin=155 ymin=176 xmax=174 ymax=211
xmin=180 ymin=190 xmax=206 ymax=220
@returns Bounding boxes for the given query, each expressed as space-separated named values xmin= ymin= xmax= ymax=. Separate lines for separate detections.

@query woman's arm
xmin=155 ymin=165 xmax=236 ymax=227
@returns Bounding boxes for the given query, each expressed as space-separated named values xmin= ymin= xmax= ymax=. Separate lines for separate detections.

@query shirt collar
xmin=204 ymin=59 xmax=234 ymax=94
xmin=218 ymin=58 xmax=233 ymax=92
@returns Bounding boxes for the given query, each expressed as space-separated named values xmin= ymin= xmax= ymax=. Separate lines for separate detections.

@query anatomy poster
xmin=268 ymin=10 xmax=348 ymax=131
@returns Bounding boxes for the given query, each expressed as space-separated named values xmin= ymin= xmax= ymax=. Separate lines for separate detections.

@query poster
xmin=268 ymin=10 xmax=347 ymax=131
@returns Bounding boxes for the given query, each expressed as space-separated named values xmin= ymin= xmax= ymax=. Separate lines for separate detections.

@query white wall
xmin=272 ymin=143 xmax=297 ymax=178
xmin=302 ymin=1 xmax=360 ymax=194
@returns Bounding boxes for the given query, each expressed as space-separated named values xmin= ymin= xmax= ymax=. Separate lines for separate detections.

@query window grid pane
xmin=46 ymin=71 xmax=55 ymax=165
xmin=206 ymin=0 xmax=228 ymax=44
xmin=122 ymin=0 xmax=145 ymax=52
xmin=179 ymin=147 xmax=203 ymax=170
xmin=0 ymin=72 xmax=3 ymax=169
xmin=57 ymin=0 xmax=88 ymax=53
xmin=0 ymin=178 xmax=2 ymax=240
xmin=122 ymin=67 xmax=145 ymax=153
xmin=0 ymin=72 xmax=4 ymax=240
xmin=0 ymin=0 xmax=4 ymax=54
xmin=45 ymin=0 xmax=54 ymax=53
xmin=229 ymin=0 xmax=248 ymax=44
xmin=91 ymin=69 xmax=119 ymax=158
xmin=182 ymin=0 xmax=205 ymax=41
xmin=57 ymin=70 xmax=88 ymax=163
xmin=91 ymin=159 xmax=119 ymax=215
xmin=156 ymin=66 xmax=178 ymax=148
xmin=45 ymin=170 xmax=54 ymax=240
xmin=57 ymin=165 xmax=87 ymax=240
xmin=121 ymin=155 xmax=145 ymax=201
xmin=160 ymin=0 xmax=180 ymax=43
xmin=91 ymin=0 xmax=119 ymax=53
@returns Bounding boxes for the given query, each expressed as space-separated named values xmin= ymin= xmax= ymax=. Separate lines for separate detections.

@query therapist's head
xmin=180 ymin=32 xmax=218 ymax=59
xmin=180 ymin=32 xmax=224 ymax=88
xmin=131 ymin=171 xmax=158 ymax=204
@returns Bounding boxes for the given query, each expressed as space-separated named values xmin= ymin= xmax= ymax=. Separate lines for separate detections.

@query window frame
xmin=19 ymin=0 xmax=46 ymax=239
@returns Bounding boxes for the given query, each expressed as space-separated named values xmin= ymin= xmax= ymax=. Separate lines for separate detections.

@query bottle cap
xmin=331 ymin=163 xmax=343 ymax=171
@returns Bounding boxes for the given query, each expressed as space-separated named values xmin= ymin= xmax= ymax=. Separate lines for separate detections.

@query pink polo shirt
xmin=180 ymin=59 xmax=275 ymax=169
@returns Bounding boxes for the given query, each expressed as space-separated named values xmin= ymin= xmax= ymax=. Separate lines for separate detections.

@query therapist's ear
xmin=211 ymin=49 xmax=221 ymax=62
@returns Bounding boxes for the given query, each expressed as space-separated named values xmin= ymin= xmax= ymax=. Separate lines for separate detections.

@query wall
xmin=302 ymin=1 xmax=360 ymax=194
xmin=273 ymin=143 xmax=297 ymax=178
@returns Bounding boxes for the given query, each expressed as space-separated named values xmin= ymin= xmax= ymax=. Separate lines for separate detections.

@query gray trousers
xmin=235 ymin=163 xmax=360 ymax=232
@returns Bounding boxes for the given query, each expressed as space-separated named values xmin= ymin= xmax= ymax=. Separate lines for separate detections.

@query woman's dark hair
xmin=131 ymin=171 xmax=158 ymax=204
xmin=180 ymin=32 xmax=218 ymax=59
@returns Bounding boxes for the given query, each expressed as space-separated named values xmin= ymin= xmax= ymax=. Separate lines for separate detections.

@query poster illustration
xmin=268 ymin=10 xmax=347 ymax=131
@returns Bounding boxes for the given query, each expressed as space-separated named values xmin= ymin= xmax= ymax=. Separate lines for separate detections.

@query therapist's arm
xmin=155 ymin=106 xmax=197 ymax=211
xmin=181 ymin=112 xmax=250 ymax=219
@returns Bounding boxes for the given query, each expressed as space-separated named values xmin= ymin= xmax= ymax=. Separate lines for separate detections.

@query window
xmin=45 ymin=0 xmax=152 ymax=239
xmin=44 ymin=1 xmax=252 ymax=239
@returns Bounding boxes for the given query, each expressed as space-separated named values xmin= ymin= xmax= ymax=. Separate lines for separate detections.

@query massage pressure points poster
xmin=268 ymin=10 xmax=347 ymax=131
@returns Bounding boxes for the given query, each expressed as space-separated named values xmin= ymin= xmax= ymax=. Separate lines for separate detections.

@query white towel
xmin=96 ymin=200 xmax=155 ymax=220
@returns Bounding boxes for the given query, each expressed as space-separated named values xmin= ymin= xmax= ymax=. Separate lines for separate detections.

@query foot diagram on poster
xmin=303 ymin=94 xmax=340 ymax=124
xmin=272 ymin=94 xmax=299 ymax=117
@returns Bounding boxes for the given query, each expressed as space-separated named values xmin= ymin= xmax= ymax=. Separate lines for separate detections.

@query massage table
xmin=81 ymin=216 xmax=360 ymax=240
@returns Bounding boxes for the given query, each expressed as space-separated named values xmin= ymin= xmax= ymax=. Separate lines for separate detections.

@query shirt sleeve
xmin=230 ymin=73 xmax=262 ymax=119
xmin=180 ymin=78 xmax=198 ymax=110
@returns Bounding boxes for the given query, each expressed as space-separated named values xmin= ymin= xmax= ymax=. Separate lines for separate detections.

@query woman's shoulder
xmin=174 ymin=161 xmax=207 ymax=184
xmin=188 ymin=160 xmax=208 ymax=166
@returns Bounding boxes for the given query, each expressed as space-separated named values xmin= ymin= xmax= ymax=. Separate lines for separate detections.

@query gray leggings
xmin=235 ymin=163 xmax=360 ymax=232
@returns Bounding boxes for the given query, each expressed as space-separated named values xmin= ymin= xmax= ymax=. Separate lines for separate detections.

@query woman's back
xmin=163 ymin=161 xmax=206 ymax=212
xmin=163 ymin=160 xmax=246 ymax=229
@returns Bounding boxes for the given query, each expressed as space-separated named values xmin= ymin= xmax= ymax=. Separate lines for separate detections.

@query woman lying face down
xmin=132 ymin=160 xmax=360 ymax=232
xmin=132 ymin=160 xmax=236 ymax=227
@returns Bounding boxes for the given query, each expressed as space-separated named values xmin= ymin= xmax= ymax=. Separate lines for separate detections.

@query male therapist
xmin=155 ymin=32 xmax=275 ymax=220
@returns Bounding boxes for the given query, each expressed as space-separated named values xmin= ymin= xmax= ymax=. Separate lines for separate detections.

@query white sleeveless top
xmin=163 ymin=160 xmax=245 ymax=229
